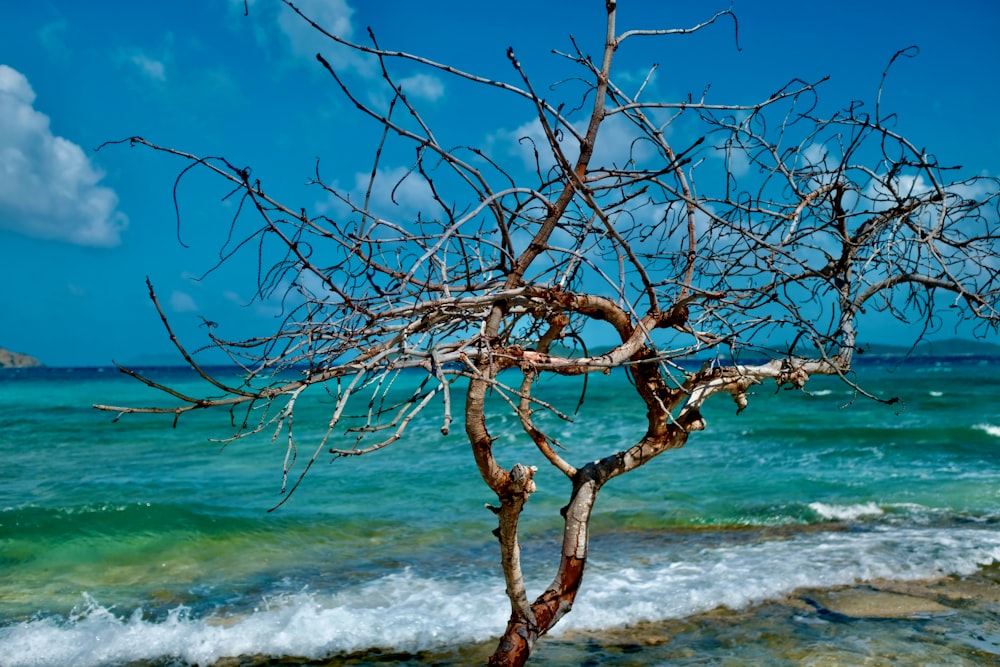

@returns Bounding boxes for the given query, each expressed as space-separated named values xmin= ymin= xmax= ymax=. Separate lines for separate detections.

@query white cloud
xmin=170 ymin=290 xmax=198 ymax=313
xmin=864 ymin=172 xmax=932 ymax=208
xmin=0 ymin=65 xmax=128 ymax=247
xmin=398 ymin=73 xmax=444 ymax=102
xmin=278 ymin=0 xmax=356 ymax=62
xmin=234 ymin=0 xmax=373 ymax=81
xmin=489 ymin=113 xmax=653 ymax=175
xmin=353 ymin=165 xmax=439 ymax=218
xmin=800 ymin=142 xmax=830 ymax=168
xmin=130 ymin=53 xmax=166 ymax=82
xmin=489 ymin=117 xmax=556 ymax=172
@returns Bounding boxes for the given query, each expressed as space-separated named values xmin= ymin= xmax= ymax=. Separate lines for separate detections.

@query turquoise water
xmin=1 ymin=358 xmax=999 ymax=665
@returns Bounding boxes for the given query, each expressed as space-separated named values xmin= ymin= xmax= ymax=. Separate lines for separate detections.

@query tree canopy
xmin=97 ymin=2 xmax=999 ymax=664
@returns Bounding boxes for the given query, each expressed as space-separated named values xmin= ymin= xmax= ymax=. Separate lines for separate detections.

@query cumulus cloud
xmin=0 ymin=64 xmax=128 ymax=247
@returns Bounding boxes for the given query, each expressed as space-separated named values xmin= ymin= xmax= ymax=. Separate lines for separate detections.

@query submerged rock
xmin=803 ymin=586 xmax=952 ymax=620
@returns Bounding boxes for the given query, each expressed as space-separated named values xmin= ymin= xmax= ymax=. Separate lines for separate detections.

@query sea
xmin=1 ymin=355 xmax=999 ymax=666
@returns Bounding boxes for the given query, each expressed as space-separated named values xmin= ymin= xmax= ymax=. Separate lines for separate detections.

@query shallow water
xmin=1 ymin=357 xmax=999 ymax=665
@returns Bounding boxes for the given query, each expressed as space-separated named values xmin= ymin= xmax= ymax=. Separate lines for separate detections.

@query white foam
xmin=808 ymin=501 xmax=884 ymax=521
xmin=2 ymin=527 xmax=999 ymax=666
xmin=0 ymin=574 xmax=509 ymax=667
xmin=973 ymin=423 xmax=1000 ymax=438
xmin=559 ymin=526 xmax=1000 ymax=633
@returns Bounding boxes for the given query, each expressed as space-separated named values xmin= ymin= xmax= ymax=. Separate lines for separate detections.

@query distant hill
xmin=0 ymin=347 xmax=44 ymax=368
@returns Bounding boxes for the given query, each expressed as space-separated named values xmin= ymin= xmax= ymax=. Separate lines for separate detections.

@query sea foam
xmin=2 ymin=526 xmax=999 ymax=667
xmin=973 ymin=423 xmax=1000 ymax=438
xmin=808 ymin=501 xmax=884 ymax=521
xmin=563 ymin=525 xmax=1000 ymax=632
xmin=0 ymin=575 xmax=509 ymax=667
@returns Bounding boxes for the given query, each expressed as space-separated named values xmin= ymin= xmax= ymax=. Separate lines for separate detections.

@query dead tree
xmin=96 ymin=2 xmax=999 ymax=665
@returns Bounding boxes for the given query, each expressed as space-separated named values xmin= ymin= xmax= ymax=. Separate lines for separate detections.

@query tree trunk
xmin=487 ymin=477 xmax=598 ymax=666
xmin=488 ymin=554 xmax=585 ymax=666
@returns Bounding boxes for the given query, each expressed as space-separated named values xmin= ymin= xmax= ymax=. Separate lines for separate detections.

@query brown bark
xmin=488 ymin=475 xmax=596 ymax=667
xmin=488 ymin=554 xmax=586 ymax=667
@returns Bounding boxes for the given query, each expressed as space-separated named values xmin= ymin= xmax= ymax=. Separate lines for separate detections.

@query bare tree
xmin=96 ymin=2 xmax=999 ymax=665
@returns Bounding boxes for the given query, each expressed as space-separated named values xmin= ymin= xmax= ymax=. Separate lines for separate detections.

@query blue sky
xmin=1 ymin=1 xmax=997 ymax=367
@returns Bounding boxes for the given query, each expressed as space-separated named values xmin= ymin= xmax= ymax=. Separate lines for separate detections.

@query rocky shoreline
xmin=203 ymin=565 xmax=1000 ymax=666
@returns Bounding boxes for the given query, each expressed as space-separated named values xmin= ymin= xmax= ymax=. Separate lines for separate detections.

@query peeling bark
xmin=488 ymin=477 xmax=595 ymax=667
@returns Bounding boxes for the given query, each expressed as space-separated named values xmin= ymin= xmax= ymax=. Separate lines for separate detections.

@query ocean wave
xmin=973 ymin=423 xmax=1000 ymax=438
xmin=808 ymin=501 xmax=884 ymax=521
xmin=0 ymin=575 xmax=509 ymax=667
xmin=2 ymin=526 xmax=998 ymax=667
xmin=565 ymin=525 xmax=1000 ymax=632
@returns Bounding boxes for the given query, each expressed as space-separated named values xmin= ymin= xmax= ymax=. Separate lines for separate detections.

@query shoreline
xmin=205 ymin=563 xmax=1000 ymax=666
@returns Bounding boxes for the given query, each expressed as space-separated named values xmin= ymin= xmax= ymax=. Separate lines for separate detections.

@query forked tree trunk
xmin=488 ymin=552 xmax=586 ymax=667
xmin=487 ymin=476 xmax=599 ymax=667
xmin=485 ymin=404 xmax=701 ymax=665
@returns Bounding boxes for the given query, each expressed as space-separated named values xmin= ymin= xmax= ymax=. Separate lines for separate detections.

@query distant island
xmin=860 ymin=338 xmax=1000 ymax=358
xmin=0 ymin=347 xmax=44 ymax=368
xmin=1 ymin=338 xmax=997 ymax=370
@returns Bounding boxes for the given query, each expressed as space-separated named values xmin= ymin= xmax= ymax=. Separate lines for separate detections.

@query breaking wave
xmin=3 ymin=525 xmax=999 ymax=667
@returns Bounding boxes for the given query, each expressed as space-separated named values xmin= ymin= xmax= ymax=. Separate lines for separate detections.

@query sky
xmin=1 ymin=0 xmax=998 ymax=367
